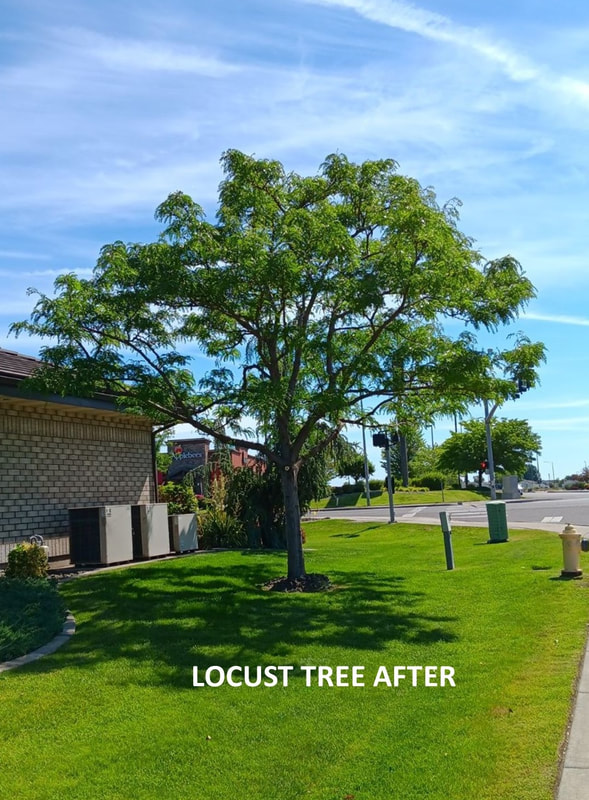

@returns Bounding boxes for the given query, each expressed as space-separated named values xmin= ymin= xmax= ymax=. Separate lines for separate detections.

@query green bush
xmin=368 ymin=479 xmax=383 ymax=491
xmin=199 ymin=510 xmax=247 ymax=549
xmin=6 ymin=543 xmax=48 ymax=579
xmin=0 ymin=578 xmax=66 ymax=662
xmin=159 ymin=482 xmax=198 ymax=514
xmin=410 ymin=472 xmax=446 ymax=492
xmin=332 ymin=482 xmax=365 ymax=496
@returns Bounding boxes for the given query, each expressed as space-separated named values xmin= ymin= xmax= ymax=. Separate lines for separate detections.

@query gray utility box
xmin=131 ymin=504 xmax=171 ymax=559
xmin=69 ymin=505 xmax=133 ymax=566
xmin=502 ymin=475 xmax=520 ymax=500
xmin=486 ymin=501 xmax=509 ymax=543
xmin=168 ymin=513 xmax=198 ymax=553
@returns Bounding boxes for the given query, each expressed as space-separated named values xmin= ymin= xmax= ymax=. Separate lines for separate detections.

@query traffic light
xmin=480 ymin=460 xmax=488 ymax=470
xmin=372 ymin=432 xmax=389 ymax=448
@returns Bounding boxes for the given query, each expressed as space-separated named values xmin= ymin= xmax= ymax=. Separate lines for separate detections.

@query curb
xmin=0 ymin=612 xmax=76 ymax=673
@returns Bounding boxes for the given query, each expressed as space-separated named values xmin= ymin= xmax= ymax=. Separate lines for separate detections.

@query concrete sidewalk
xmin=557 ymin=632 xmax=589 ymax=799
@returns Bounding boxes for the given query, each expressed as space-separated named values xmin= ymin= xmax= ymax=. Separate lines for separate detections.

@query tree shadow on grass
xmin=27 ymin=555 xmax=459 ymax=688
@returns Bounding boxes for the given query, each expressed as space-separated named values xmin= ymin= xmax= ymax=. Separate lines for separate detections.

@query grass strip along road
xmin=1 ymin=521 xmax=587 ymax=800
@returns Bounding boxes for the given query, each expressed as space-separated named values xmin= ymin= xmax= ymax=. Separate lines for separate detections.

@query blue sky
xmin=1 ymin=0 xmax=588 ymax=480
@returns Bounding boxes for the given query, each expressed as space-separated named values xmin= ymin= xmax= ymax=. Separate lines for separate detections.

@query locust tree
xmin=13 ymin=150 xmax=545 ymax=582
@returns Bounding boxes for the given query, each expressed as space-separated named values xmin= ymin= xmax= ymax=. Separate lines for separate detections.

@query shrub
xmin=199 ymin=510 xmax=247 ymax=549
xmin=159 ymin=482 xmax=198 ymax=514
xmin=411 ymin=472 xmax=446 ymax=492
xmin=368 ymin=479 xmax=383 ymax=491
xmin=6 ymin=543 xmax=48 ymax=579
xmin=0 ymin=578 xmax=66 ymax=661
xmin=332 ymin=482 xmax=365 ymax=495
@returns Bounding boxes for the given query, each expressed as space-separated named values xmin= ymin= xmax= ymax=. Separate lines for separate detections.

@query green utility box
xmin=486 ymin=501 xmax=509 ymax=543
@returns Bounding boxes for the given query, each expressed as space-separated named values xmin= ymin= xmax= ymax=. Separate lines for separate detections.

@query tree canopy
xmin=13 ymin=149 xmax=545 ymax=581
xmin=437 ymin=418 xmax=542 ymax=484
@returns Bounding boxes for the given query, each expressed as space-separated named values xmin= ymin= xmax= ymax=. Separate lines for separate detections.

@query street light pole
xmin=360 ymin=399 xmax=371 ymax=507
xmin=483 ymin=398 xmax=499 ymax=501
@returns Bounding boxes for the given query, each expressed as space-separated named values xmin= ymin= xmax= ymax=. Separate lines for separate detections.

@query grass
xmin=1 ymin=521 xmax=588 ymax=800
xmin=0 ymin=578 xmax=66 ymax=662
xmin=311 ymin=487 xmax=488 ymax=508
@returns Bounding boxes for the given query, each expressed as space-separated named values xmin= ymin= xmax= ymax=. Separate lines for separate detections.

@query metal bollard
xmin=559 ymin=523 xmax=582 ymax=578
xmin=439 ymin=512 xmax=454 ymax=570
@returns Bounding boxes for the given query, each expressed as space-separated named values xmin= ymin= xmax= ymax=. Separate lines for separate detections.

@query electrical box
xmin=131 ymin=504 xmax=171 ymax=559
xmin=168 ymin=513 xmax=198 ymax=554
xmin=486 ymin=501 xmax=509 ymax=543
xmin=69 ymin=505 xmax=133 ymax=565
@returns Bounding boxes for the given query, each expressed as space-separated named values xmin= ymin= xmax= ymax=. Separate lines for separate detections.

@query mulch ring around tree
xmin=261 ymin=573 xmax=333 ymax=593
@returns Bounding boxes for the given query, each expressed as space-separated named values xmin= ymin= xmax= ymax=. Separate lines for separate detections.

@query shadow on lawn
xmin=36 ymin=554 xmax=458 ymax=687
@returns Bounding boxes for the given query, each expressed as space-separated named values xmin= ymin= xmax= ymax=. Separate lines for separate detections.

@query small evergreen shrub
xmin=5 ymin=543 xmax=48 ymax=579
xmin=368 ymin=479 xmax=384 ymax=491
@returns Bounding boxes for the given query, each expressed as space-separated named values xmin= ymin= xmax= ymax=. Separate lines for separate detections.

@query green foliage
xmin=368 ymin=478 xmax=383 ymax=491
xmin=411 ymin=472 xmax=446 ymax=491
xmin=6 ymin=543 xmax=48 ymax=579
xmin=410 ymin=443 xmax=444 ymax=477
xmin=225 ymin=466 xmax=286 ymax=549
xmin=437 ymin=418 xmax=541 ymax=479
xmin=198 ymin=510 xmax=246 ymax=549
xmin=13 ymin=150 xmax=545 ymax=578
xmin=0 ymin=578 xmax=66 ymax=661
xmin=337 ymin=452 xmax=374 ymax=482
xmin=523 ymin=463 xmax=540 ymax=482
xmin=158 ymin=482 xmax=198 ymax=515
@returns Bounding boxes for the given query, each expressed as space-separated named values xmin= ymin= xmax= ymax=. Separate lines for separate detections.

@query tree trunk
xmin=280 ymin=465 xmax=306 ymax=579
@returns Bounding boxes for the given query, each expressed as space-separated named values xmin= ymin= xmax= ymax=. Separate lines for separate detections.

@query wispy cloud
xmin=0 ymin=250 xmax=52 ymax=261
xmin=304 ymin=0 xmax=538 ymax=81
xmin=302 ymin=0 xmax=589 ymax=105
xmin=522 ymin=311 xmax=589 ymax=327
xmin=54 ymin=28 xmax=240 ymax=77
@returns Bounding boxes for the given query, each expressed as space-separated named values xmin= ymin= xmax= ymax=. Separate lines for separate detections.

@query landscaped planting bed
xmin=0 ymin=521 xmax=587 ymax=800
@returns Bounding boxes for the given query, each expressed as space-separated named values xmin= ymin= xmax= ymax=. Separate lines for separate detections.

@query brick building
xmin=166 ymin=438 xmax=266 ymax=489
xmin=0 ymin=348 xmax=156 ymax=565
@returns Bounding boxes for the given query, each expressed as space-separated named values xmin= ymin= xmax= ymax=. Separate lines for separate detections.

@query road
xmin=310 ymin=491 xmax=589 ymax=535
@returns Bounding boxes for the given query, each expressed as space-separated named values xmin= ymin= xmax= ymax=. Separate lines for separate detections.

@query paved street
xmin=311 ymin=491 xmax=589 ymax=535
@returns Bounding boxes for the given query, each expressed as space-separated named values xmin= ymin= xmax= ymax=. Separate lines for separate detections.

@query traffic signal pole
xmin=373 ymin=432 xmax=396 ymax=523
xmin=385 ymin=441 xmax=396 ymax=524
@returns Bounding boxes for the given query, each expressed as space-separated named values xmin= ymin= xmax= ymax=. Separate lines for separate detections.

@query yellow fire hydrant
xmin=559 ymin=523 xmax=583 ymax=578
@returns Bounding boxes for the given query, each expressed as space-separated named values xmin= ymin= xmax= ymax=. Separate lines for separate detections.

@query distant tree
xmin=523 ymin=463 xmax=540 ymax=482
xmin=437 ymin=418 xmax=541 ymax=487
xmin=337 ymin=452 xmax=375 ymax=483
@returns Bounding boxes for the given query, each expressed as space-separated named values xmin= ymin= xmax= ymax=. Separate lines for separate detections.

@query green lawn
xmin=311 ymin=487 xmax=488 ymax=508
xmin=1 ymin=521 xmax=587 ymax=800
